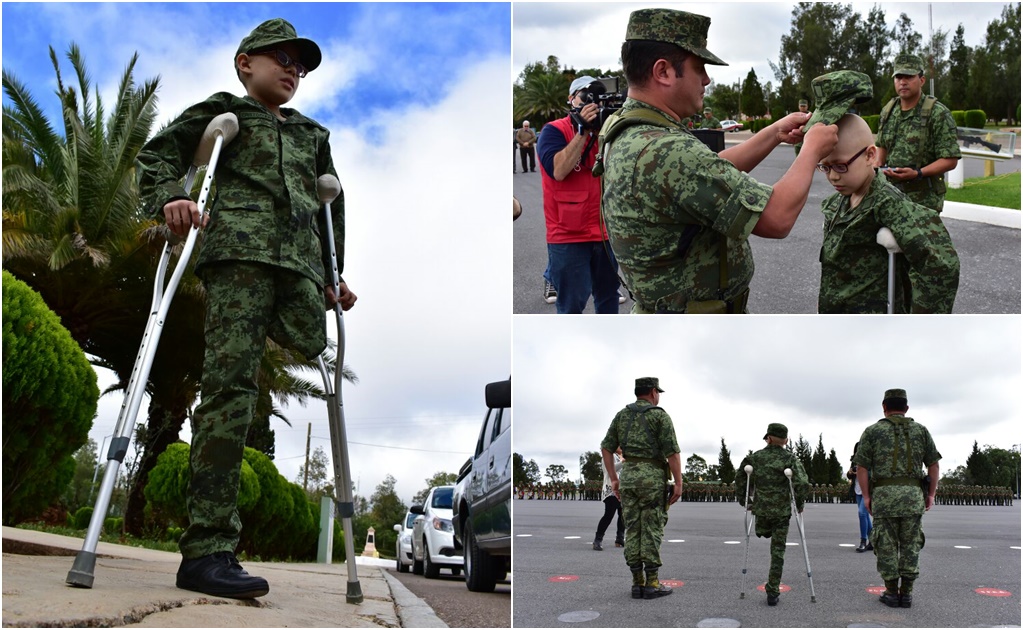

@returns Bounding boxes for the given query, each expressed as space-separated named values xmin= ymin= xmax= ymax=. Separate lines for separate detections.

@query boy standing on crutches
xmin=136 ymin=18 xmax=356 ymax=599
xmin=735 ymin=424 xmax=808 ymax=607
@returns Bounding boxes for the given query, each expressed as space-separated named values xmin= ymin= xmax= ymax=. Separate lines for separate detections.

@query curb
xmin=381 ymin=570 xmax=450 ymax=628
xmin=943 ymin=201 xmax=1021 ymax=229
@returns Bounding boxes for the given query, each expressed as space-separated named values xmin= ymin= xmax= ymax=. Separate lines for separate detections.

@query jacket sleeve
xmin=793 ymin=461 xmax=810 ymax=511
xmin=880 ymin=199 xmax=961 ymax=313
xmin=735 ymin=457 xmax=751 ymax=506
xmin=316 ymin=131 xmax=345 ymax=286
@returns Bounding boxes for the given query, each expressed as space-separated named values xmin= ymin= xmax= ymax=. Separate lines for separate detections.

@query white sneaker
xmin=618 ymin=290 xmax=626 ymax=304
xmin=543 ymin=281 xmax=557 ymax=304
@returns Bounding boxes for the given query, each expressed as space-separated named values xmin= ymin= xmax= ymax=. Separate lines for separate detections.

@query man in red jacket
xmin=537 ymin=76 xmax=622 ymax=314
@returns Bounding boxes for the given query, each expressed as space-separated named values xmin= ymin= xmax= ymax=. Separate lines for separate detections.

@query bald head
xmin=833 ymin=114 xmax=874 ymax=154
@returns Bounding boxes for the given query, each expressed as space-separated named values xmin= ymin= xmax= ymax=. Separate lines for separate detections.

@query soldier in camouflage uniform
xmin=873 ymin=53 xmax=961 ymax=213
xmin=137 ymin=19 xmax=356 ymax=599
xmin=798 ymin=99 xmax=809 ymax=114
xmin=598 ymin=8 xmax=838 ymax=314
xmin=601 ymin=377 xmax=683 ymax=599
xmin=815 ymin=108 xmax=960 ymax=313
xmin=699 ymin=107 xmax=722 ymax=129
xmin=854 ymin=388 xmax=941 ymax=609
xmin=736 ymin=423 xmax=809 ymax=606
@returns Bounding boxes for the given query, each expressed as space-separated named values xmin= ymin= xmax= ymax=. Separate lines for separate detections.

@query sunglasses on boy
xmin=816 ymin=146 xmax=869 ymax=174
xmin=250 ymin=49 xmax=308 ymax=78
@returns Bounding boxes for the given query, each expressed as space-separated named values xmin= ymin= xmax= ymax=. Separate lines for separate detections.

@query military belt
xmin=640 ymin=287 xmax=751 ymax=315
xmin=872 ymin=476 xmax=920 ymax=487
xmin=626 ymin=456 xmax=667 ymax=468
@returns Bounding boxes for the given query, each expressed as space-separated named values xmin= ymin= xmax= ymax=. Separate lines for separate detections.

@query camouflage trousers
xmin=621 ymin=487 xmax=668 ymax=569
xmin=179 ymin=262 xmax=327 ymax=559
xmin=755 ymin=515 xmax=790 ymax=596
xmin=870 ymin=515 xmax=924 ymax=582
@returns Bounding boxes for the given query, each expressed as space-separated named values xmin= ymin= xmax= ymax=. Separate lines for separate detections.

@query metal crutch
xmin=784 ymin=468 xmax=817 ymax=603
xmin=67 ymin=113 xmax=240 ymax=588
xmin=740 ymin=464 xmax=754 ymax=599
xmin=876 ymin=227 xmax=902 ymax=314
xmin=313 ymin=174 xmax=363 ymax=604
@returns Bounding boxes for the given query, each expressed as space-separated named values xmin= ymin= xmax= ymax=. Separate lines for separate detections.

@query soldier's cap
xmin=805 ymin=70 xmax=873 ymax=129
xmin=892 ymin=53 xmax=925 ymax=77
xmin=635 ymin=377 xmax=665 ymax=393
xmin=236 ymin=18 xmax=322 ymax=74
xmin=625 ymin=8 xmax=728 ymax=67
xmin=569 ymin=75 xmax=599 ymax=96
xmin=763 ymin=423 xmax=788 ymax=440
xmin=703 ymin=107 xmax=712 ymax=114
xmin=798 ymin=99 xmax=808 ymax=107
xmin=883 ymin=388 xmax=908 ymax=402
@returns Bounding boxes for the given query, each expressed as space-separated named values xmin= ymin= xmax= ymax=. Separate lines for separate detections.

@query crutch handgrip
xmin=876 ymin=227 xmax=902 ymax=254
xmin=193 ymin=113 xmax=240 ymax=167
xmin=784 ymin=468 xmax=793 ymax=479
xmin=744 ymin=465 xmax=753 ymax=474
xmin=317 ymin=174 xmax=342 ymax=204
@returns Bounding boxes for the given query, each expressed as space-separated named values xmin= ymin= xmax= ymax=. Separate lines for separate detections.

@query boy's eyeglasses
xmin=251 ymin=49 xmax=307 ymax=78
xmin=816 ymin=146 xmax=869 ymax=174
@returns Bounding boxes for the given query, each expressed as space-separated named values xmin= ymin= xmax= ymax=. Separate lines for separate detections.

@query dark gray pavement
xmin=513 ymin=134 xmax=1021 ymax=314
xmin=511 ymin=499 xmax=1021 ymax=628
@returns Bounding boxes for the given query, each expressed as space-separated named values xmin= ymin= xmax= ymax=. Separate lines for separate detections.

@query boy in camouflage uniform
xmin=854 ymin=388 xmax=941 ymax=609
xmin=136 ymin=19 xmax=356 ymax=599
xmin=736 ymin=423 xmax=808 ymax=606
xmin=600 ymin=377 xmax=683 ymax=599
xmin=816 ymin=110 xmax=960 ymax=313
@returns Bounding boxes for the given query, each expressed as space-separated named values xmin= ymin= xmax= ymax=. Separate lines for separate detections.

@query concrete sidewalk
xmin=1 ymin=526 xmax=446 ymax=628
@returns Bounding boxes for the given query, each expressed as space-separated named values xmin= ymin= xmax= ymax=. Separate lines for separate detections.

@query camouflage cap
xmin=892 ymin=53 xmax=925 ymax=77
xmin=763 ymin=423 xmax=788 ymax=440
xmin=883 ymin=388 xmax=908 ymax=402
xmin=635 ymin=377 xmax=665 ymax=393
xmin=236 ymin=18 xmax=322 ymax=73
xmin=805 ymin=70 xmax=873 ymax=129
xmin=798 ymin=99 xmax=808 ymax=107
xmin=703 ymin=107 xmax=712 ymax=114
xmin=625 ymin=8 xmax=728 ymax=66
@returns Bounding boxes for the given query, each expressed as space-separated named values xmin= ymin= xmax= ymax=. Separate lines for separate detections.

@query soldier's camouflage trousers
xmin=179 ymin=262 xmax=327 ymax=559
xmin=870 ymin=515 xmax=924 ymax=582
xmin=755 ymin=515 xmax=790 ymax=596
xmin=621 ymin=487 xmax=668 ymax=569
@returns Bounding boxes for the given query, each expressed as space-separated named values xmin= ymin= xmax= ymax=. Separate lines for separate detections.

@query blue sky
xmin=3 ymin=3 xmax=513 ymax=505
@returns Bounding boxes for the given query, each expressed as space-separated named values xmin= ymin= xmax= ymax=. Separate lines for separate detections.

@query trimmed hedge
xmin=964 ymin=110 xmax=987 ymax=128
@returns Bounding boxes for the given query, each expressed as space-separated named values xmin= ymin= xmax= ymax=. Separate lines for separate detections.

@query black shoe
xmin=865 ymin=542 xmax=873 ymax=551
xmin=900 ymin=593 xmax=912 ymax=608
xmin=632 ymin=585 xmax=643 ymax=599
xmin=879 ymin=591 xmax=901 ymax=608
xmin=177 ymin=552 xmax=269 ymax=599
xmin=856 ymin=540 xmax=867 ymax=552
xmin=643 ymin=583 xmax=673 ymax=599
xmin=593 ymin=539 xmax=603 ymax=551
xmin=767 ymin=593 xmax=779 ymax=606
xmin=615 ymin=538 xmax=625 ymax=547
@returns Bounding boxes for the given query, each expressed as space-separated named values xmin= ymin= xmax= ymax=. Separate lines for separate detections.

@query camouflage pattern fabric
xmin=736 ymin=445 xmax=808 ymax=596
xmin=700 ymin=116 xmax=722 ymax=130
xmin=136 ymin=92 xmax=344 ymax=288
xmin=179 ymin=262 xmax=327 ymax=559
xmin=601 ymin=399 xmax=680 ymax=569
xmin=876 ymin=98 xmax=961 ymax=212
xmin=601 ymin=99 xmax=773 ymax=313
xmin=871 ymin=516 xmax=924 ymax=581
xmin=818 ymin=174 xmax=960 ymax=313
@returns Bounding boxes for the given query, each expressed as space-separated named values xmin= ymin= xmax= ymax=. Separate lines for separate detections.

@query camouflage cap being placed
xmin=763 ymin=423 xmax=788 ymax=440
xmin=883 ymin=388 xmax=908 ymax=402
xmin=625 ymin=8 xmax=728 ymax=66
xmin=635 ymin=377 xmax=665 ymax=393
xmin=892 ymin=53 xmax=925 ymax=77
xmin=236 ymin=18 xmax=322 ymax=73
xmin=805 ymin=70 xmax=873 ymax=129
xmin=798 ymin=99 xmax=808 ymax=107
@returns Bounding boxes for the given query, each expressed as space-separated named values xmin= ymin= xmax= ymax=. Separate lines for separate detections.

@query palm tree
xmin=514 ymin=72 xmax=571 ymax=128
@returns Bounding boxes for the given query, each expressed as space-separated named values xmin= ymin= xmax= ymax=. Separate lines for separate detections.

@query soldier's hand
xmin=881 ymin=166 xmax=917 ymax=182
xmin=925 ymin=494 xmax=934 ymax=511
xmin=669 ymin=481 xmax=683 ymax=505
xmin=773 ymin=111 xmax=813 ymax=144
xmin=163 ymin=198 xmax=204 ymax=238
xmin=324 ymin=283 xmax=357 ymax=311
xmin=802 ymin=122 xmax=840 ymax=162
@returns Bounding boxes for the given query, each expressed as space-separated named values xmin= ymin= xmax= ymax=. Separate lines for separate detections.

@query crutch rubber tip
xmin=317 ymin=174 xmax=342 ymax=204
xmin=66 ymin=551 xmax=97 ymax=588
xmin=346 ymin=581 xmax=364 ymax=604
xmin=193 ymin=113 xmax=240 ymax=166
xmin=876 ymin=227 xmax=902 ymax=254
xmin=744 ymin=465 xmax=753 ymax=474
xmin=784 ymin=468 xmax=793 ymax=478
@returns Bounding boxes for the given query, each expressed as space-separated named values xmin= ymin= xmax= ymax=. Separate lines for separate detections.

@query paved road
xmin=386 ymin=566 xmax=511 ymax=628
xmin=512 ymin=499 xmax=1021 ymax=628
xmin=513 ymin=136 xmax=1020 ymax=314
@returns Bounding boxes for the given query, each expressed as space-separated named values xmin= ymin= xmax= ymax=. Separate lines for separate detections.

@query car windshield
xmin=431 ymin=486 xmax=454 ymax=509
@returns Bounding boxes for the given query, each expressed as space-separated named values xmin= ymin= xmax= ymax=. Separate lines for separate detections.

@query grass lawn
xmin=945 ymin=171 xmax=1021 ymax=210
xmin=16 ymin=522 xmax=180 ymax=553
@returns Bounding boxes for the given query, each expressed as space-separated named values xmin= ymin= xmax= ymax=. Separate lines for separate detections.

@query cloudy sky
xmin=513 ymin=317 xmax=1022 ymax=482
xmin=2 ymin=3 xmax=512 ymax=506
xmin=513 ymin=2 xmax=1015 ymax=94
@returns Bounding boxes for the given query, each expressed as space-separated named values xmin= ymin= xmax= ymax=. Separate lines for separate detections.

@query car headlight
xmin=432 ymin=517 xmax=453 ymax=533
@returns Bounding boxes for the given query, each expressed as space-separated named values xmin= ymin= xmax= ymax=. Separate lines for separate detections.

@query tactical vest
xmin=878 ymin=96 xmax=946 ymax=195
xmin=619 ymin=402 xmax=668 ymax=467
xmin=871 ymin=415 xmax=925 ymax=489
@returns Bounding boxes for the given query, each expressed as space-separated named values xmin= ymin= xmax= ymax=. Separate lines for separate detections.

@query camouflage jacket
xmin=601 ymin=99 xmax=773 ymax=313
xmin=818 ymin=174 xmax=960 ymax=313
xmin=601 ymin=399 xmax=680 ymax=489
xmin=853 ymin=414 xmax=941 ymax=518
xmin=136 ymin=92 xmax=343 ymax=287
xmin=876 ymin=97 xmax=961 ymax=171
xmin=736 ymin=445 xmax=808 ymax=519
xmin=700 ymin=116 xmax=722 ymax=130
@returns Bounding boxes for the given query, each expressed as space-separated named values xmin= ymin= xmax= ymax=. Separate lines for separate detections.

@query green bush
xmin=965 ymin=109 xmax=987 ymax=128
xmin=73 ymin=506 xmax=94 ymax=530
xmin=2 ymin=271 xmax=98 ymax=525
xmin=863 ymin=115 xmax=880 ymax=134
xmin=951 ymin=110 xmax=967 ymax=126
xmin=105 ymin=517 xmax=124 ymax=535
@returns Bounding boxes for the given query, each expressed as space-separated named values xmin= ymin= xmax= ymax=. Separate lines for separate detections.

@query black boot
xmin=766 ymin=592 xmax=779 ymax=606
xmin=856 ymin=539 xmax=867 ymax=552
xmin=643 ymin=568 xmax=673 ymax=599
xmin=177 ymin=552 xmax=269 ymax=599
xmin=592 ymin=536 xmax=603 ymax=551
xmin=900 ymin=578 xmax=914 ymax=608
xmin=879 ymin=579 xmax=901 ymax=608
xmin=630 ymin=564 xmax=645 ymax=599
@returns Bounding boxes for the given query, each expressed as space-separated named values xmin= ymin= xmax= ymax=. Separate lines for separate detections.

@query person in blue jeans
xmin=849 ymin=443 xmax=873 ymax=552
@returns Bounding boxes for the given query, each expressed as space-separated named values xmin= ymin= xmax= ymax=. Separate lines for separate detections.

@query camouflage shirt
xmin=818 ymin=174 xmax=960 ymax=314
xmin=853 ymin=414 xmax=941 ymax=518
xmin=736 ymin=445 xmax=808 ymax=519
xmin=136 ymin=92 xmax=344 ymax=288
xmin=876 ymin=97 xmax=961 ymax=210
xmin=601 ymin=98 xmax=773 ymax=313
xmin=601 ymin=399 xmax=680 ymax=489
xmin=700 ymin=116 xmax=722 ymax=130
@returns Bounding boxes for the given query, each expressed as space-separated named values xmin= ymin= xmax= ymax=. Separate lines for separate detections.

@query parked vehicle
xmin=453 ymin=378 xmax=511 ymax=592
xmin=720 ymin=119 xmax=744 ymax=132
xmin=410 ymin=485 xmax=463 ymax=578
xmin=393 ymin=509 xmax=419 ymax=573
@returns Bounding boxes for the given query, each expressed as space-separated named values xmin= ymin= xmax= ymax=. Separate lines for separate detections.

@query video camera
xmin=569 ymin=76 xmax=627 ymax=131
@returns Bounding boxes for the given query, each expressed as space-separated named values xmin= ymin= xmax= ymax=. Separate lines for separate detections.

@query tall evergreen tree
xmin=717 ymin=438 xmax=736 ymax=484
xmin=946 ymin=25 xmax=971 ymax=110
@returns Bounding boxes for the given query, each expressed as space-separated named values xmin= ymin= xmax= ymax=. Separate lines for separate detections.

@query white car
xmin=393 ymin=509 xmax=419 ymax=573
xmin=720 ymin=119 xmax=744 ymax=132
xmin=411 ymin=485 xmax=464 ymax=578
